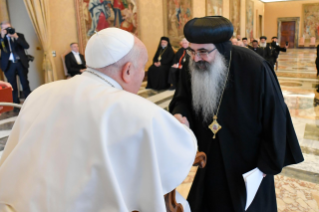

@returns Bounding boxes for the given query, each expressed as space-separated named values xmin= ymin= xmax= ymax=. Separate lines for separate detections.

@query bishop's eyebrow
xmin=188 ymin=47 xmax=209 ymax=51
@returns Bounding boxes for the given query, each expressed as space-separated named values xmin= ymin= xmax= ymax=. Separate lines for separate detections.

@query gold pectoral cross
xmin=208 ymin=115 xmax=222 ymax=139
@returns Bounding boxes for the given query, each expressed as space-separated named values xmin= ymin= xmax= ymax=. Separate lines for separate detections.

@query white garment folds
xmin=0 ymin=70 xmax=197 ymax=212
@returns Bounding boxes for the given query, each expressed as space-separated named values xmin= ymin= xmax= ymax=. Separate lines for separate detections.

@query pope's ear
xmin=121 ymin=62 xmax=133 ymax=83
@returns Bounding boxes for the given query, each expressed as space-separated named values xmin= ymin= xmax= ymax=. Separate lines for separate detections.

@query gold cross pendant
xmin=208 ymin=115 xmax=222 ymax=139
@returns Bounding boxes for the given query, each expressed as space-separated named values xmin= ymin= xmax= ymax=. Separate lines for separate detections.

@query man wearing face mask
xmin=168 ymin=38 xmax=189 ymax=90
xmin=169 ymin=16 xmax=303 ymax=212
xmin=146 ymin=37 xmax=175 ymax=90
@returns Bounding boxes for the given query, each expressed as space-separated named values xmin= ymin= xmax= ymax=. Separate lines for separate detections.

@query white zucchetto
xmin=85 ymin=28 xmax=134 ymax=68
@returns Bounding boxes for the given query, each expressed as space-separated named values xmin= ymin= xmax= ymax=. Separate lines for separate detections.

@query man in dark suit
xmin=0 ymin=21 xmax=31 ymax=104
xmin=65 ymin=43 xmax=86 ymax=77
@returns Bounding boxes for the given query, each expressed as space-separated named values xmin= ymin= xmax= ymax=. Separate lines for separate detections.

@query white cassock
xmin=0 ymin=69 xmax=197 ymax=212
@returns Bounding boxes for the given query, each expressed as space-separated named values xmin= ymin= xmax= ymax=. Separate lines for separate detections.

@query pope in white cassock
xmin=0 ymin=28 xmax=197 ymax=212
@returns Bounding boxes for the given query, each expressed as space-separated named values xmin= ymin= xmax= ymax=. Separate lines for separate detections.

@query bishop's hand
xmin=174 ymin=114 xmax=190 ymax=128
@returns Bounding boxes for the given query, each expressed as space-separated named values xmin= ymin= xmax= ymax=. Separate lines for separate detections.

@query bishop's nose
xmin=193 ymin=54 xmax=202 ymax=62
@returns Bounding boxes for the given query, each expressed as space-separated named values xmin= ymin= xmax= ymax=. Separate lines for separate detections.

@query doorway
xmin=280 ymin=21 xmax=295 ymax=48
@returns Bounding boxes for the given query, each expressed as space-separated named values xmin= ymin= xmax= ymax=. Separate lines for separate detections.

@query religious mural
xmin=302 ymin=3 xmax=319 ymax=40
xmin=245 ymin=0 xmax=254 ymax=39
xmin=206 ymin=0 xmax=223 ymax=16
xmin=229 ymin=0 xmax=241 ymax=36
xmin=75 ymin=0 xmax=138 ymax=53
xmin=164 ymin=0 xmax=193 ymax=49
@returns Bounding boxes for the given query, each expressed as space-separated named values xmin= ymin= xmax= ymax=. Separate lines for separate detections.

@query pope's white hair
xmin=190 ymin=50 xmax=228 ymax=123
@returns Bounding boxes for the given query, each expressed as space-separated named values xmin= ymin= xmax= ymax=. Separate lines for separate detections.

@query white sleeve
xmin=150 ymin=108 xmax=197 ymax=195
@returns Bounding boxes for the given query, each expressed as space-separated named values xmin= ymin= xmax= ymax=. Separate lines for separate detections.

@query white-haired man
xmin=168 ymin=38 xmax=189 ymax=90
xmin=0 ymin=28 xmax=197 ymax=212
xmin=169 ymin=16 xmax=303 ymax=212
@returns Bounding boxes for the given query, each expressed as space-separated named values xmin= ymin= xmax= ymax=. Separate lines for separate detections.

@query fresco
xmin=245 ymin=0 xmax=254 ymax=39
xmin=206 ymin=0 xmax=223 ymax=16
xmin=302 ymin=3 xmax=319 ymax=39
xmin=164 ymin=0 xmax=192 ymax=49
xmin=229 ymin=0 xmax=241 ymax=36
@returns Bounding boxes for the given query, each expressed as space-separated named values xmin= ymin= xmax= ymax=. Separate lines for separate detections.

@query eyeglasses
xmin=186 ymin=48 xmax=216 ymax=58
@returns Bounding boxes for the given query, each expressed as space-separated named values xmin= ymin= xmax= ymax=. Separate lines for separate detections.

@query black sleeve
xmin=277 ymin=46 xmax=287 ymax=52
xmin=173 ymin=48 xmax=183 ymax=64
xmin=169 ymin=61 xmax=194 ymax=128
xmin=257 ymin=61 xmax=304 ymax=175
xmin=81 ymin=55 xmax=86 ymax=69
xmin=161 ymin=48 xmax=175 ymax=66
xmin=153 ymin=49 xmax=159 ymax=63
xmin=15 ymin=33 xmax=29 ymax=49
xmin=65 ymin=54 xmax=80 ymax=76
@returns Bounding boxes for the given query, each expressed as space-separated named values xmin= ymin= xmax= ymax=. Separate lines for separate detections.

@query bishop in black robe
xmin=146 ymin=37 xmax=175 ymax=90
xmin=169 ymin=16 xmax=304 ymax=212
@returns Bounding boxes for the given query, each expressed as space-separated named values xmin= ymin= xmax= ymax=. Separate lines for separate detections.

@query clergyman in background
xmin=168 ymin=38 xmax=189 ymax=90
xmin=65 ymin=43 xmax=87 ymax=77
xmin=146 ymin=37 xmax=175 ymax=90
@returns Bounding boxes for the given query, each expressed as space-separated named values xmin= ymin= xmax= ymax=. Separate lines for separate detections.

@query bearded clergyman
xmin=169 ymin=16 xmax=304 ymax=212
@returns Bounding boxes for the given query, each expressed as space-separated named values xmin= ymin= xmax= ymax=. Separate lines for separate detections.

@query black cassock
xmin=168 ymin=47 xmax=188 ymax=88
xmin=169 ymin=46 xmax=304 ymax=212
xmin=146 ymin=46 xmax=175 ymax=90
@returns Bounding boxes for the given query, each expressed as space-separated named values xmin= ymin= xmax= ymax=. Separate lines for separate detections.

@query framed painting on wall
xmin=302 ymin=3 xmax=319 ymax=40
xmin=229 ymin=0 xmax=240 ymax=36
xmin=163 ymin=0 xmax=193 ymax=50
xmin=206 ymin=0 xmax=223 ymax=16
xmin=245 ymin=0 xmax=254 ymax=39
xmin=75 ymin=0 xmax=139 ymax=54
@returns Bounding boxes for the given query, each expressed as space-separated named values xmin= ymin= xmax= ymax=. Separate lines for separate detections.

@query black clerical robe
xmin=169 ymin=46 xmax=304 ymax=212
xmin=146 ymin=46 xmax=175 ymax=90
xmin=268 ymin=42 xmax=286 ymax=65
xmin=168 ymin=47 xmax=188 ymax=88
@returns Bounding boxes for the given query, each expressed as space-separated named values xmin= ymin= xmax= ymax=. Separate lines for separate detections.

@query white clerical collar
xmin=72 ymin=51 xmax=80 ymax=55
xmin=85 ymin=68 xmax=123 ymax=90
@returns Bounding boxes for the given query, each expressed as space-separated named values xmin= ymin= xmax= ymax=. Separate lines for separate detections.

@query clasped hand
xmin=174 ymin=114 xmax=190 ymax=128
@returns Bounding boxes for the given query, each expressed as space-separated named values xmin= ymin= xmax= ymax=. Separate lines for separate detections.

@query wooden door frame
xmin=277 ymin=17 xmax=300 ymax=48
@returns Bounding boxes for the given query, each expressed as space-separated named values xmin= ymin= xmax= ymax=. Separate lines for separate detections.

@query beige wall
xmin=254 ymin=0 xmax=264 ymax=39
xmin=264 ymin=0 xmax=318 ymax=44
xmin=139 ymin=1 xmax=164 ymax=69
xmin=49 ymin=1 xmax=78 ymax=80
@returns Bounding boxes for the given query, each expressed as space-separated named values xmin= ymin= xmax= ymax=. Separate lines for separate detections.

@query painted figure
xmin=87 ymin=0 xmax=111 ymax=37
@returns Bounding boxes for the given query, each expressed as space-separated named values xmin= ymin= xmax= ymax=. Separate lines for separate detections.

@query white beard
xmin=189 ymin=51 xmax=228 ymax=123
xmin=260 ymin=42 xmax=267 ymax=48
